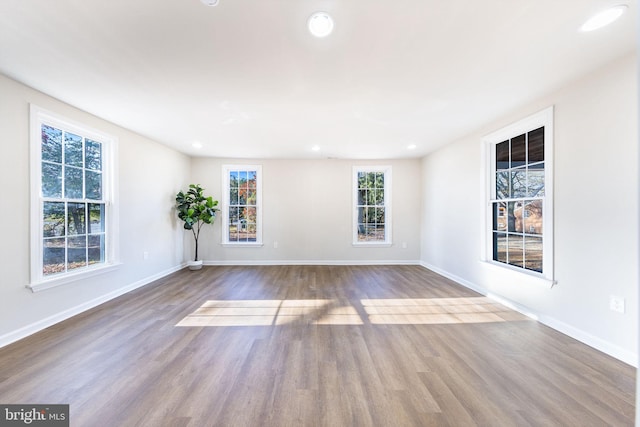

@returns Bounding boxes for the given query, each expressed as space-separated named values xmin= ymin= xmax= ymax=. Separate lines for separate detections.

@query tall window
xmin=353 ymin=166 xmax=392 ymax=245
xmin=484 ymin=107 xmax=553 ymax=279
xmin=222 ymin=165 xmax=262 ymax=245
xmin=30 ymin=105 xmax=118 ymax=290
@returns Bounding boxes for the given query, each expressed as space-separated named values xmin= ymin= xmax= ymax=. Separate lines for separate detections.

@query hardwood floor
xmin=0 ymin=265 xmax=635 ymax=426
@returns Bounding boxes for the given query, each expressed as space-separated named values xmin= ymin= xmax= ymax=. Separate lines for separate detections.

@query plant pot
xmin=187 ymin=260 xmax=203 ymax=271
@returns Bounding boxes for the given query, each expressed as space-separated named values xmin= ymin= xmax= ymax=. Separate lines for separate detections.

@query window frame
xmin=352 ymin=166 xmax=392 ymax=246
xmin=29 ymin=105 xmax=120 ymax=292
xmin=221 ymin=164 xmax=263 ymax=246
xmin=482 ymin=106 xmax=554 ymax=284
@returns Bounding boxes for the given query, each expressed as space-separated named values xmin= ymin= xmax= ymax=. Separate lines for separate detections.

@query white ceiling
xmin=0 ymin=0 xmax=636 ymax=159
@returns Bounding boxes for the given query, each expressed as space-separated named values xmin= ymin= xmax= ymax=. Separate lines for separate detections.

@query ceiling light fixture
xmin=311 ymin=145 xmax=321 ymax=152
xmin=308 ymin=12 xmax=334 ymax=38
xmin=201 ymin=0 xmax=219 ymax=6
xmin=580 ymin=4 xmax=628 ymax=31
xmin=407 ymin=144 xmax=417 ymax=150
xmin=192 ymin=141 xmax=203 ymax=149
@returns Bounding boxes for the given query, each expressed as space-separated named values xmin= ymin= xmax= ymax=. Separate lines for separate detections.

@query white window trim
xmin=29 ymin=105 xmax=120 ymax=292
xmin=221 ymin=164 xmax=263 ymax=246
xmin=352 ymin=166 xmax=392 ymax=246
xmin=481 ymin=106 xmax=554 ymax=287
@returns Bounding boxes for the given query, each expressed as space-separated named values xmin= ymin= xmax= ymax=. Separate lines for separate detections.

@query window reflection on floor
xmin=176 ymin=297 xmax=528 ymax=327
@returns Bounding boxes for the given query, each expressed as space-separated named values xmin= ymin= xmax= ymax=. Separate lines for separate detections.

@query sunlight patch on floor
xmin=362 ymin=297 xmax=523 ymax=324
xmin=176 ymin=299 xmax=364 ymax=327
xmin=176 ymin=297 xmax=527 ymax=327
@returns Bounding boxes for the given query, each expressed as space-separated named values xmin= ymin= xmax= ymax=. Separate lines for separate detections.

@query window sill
xmin=479 ymin=260 xmax=556 ymax=289
xmin=352 ymin=242 xmax=393 ymax=248
xmin=221 ymin=242 xmax=264 ymax=248
xmin=27 ymin=262 xmax=122 ymax=293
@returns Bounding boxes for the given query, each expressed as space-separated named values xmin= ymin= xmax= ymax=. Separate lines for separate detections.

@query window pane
xmin=246 ymin=223 xmax=257 ymax=242
xmin=65 ymin=166 xmax=83 ymax=199
xmin=43 ymin=238 xmax=66 ymax=275
xmin=527 ymin=169 xmax=545 ymax=197
xmin=239 ymin=171 xmax=248 ymax=188
xmin=245 ymin=206 xmax=257 ymax=224
xmin=374 ymin=189 xmax=384 ymax=205
xmin=89 ymin=203 xmax=105 ymax=234
xmin=357 ymin=172 xmax=367 ymax=189
xmin=357 ymin=224 xmax=366 ymax=241
xmin=246 ymin=188 xmax=256 ymax=205
xmin=493 ymin=233 xmax=506 ymax=263
xmin=492 ymin=202 xmax=507 ymax=232
xmin=229 ymin=187 xmax=238 ymax=205
xmin=65 ymin=132 xmax=83 ymax=167
xmin=43 ymin=202 xmax=65 ymax=237
xmin=528 ymin=127 xmax=544 ymax=164
xmin=67 ymin=203 xmax=86 ymax=235
xmin=68 ymin=236 xmax=87 ymax=270
xmin=376 ymin=207 xmax=385 ymax=224
xmin=372 ymin=224 xmax=385 ymax=241
xmin=248 ymin=171 xmax=257 ymax=189
xmin=358 ymin=189 xmax=367 ymax=205
xmin=88 ymin=234 xmax=105 ymax=265
xmin=85 ymin=139 xmax=102 ymax=171
xmin=42 ymin=125 xmax=62 ymax=163
xmin=496 ymin=140 xmax=509 ymax=170
xmin=366 ymin=207 xmax=376 ymax=224
xmin=42 ymin=162 xmax=62 ymax=198
xmin=356 ymin=207 xmax=364 ymax=226
xmin=366 ymin=172 xmax=375 ymax=189
xmin=229 ymin=171 xmax=238 ymax=188
xmin=507 ymin=234 xmax=524 ymax=268
xmin=375 ymin=172 xmax=384 ymax=188
xmin=496 ymin=171 xmax=509 ymax=199
xmin=507 ymin=202 xmax=518 ymax=232
xmin=510 ymin=134 xmax=526 ymax=168
xmin=229 ymin=207 xmax=239 ymax=223
xmin=85 ymin=170 xmax=102 ymax=200
xmin=524 ymin=200 xmax=542 ymax=235
xmin=238 ymin=189 xmax=246 ymax=205
xmin=511 ymin=169 xmax=526 ymax=198
xmin=525 ymin=236 xmax=543 ymax=272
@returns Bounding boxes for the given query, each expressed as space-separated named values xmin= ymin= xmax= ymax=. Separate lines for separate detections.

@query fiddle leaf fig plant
xmin=175 ymin=184 xmax=219 ymax=262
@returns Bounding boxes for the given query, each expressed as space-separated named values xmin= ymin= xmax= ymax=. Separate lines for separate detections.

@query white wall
xmin=190 ymin=158 xmax=422 ymax=264
xmin=0 ymin=74 xmax=191 ymax=344
xmin=421 ymin=53 xmax=638 ymax=365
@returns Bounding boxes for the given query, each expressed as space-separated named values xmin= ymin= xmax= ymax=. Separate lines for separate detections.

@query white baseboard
xmin=204 ymin=259 xmax=422 ymax=266
xmin=420 ymin=262 xmax=637 ymax=367
xmin=0 ymin=264 xmax=185 ymax=349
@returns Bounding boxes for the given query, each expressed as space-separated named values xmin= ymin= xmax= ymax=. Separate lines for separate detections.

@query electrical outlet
xmin=273 ymin=241 xmax=278 ymax=249
xmin=609 ymin=295 xmax=625 ymax=313
xmin=401 ymin=242 xmax=408 ymax=249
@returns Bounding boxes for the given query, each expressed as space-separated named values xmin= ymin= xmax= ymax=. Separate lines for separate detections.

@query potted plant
xmin=175 ymin=184 xmax=219 ymax=270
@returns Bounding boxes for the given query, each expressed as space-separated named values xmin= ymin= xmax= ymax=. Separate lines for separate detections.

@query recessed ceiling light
xmin=192 ymin=141 xmax=203 ymax=149
xmin=311 ymin=145 xmax=321 ymax=151
xmin=407 ymin=144 xmax=417 ymax=150
xmin=201 ymin=0 xmax=219 ymax=6
xmin=308 ymin=12 xmax=334 ymax=38
xmin=580 ymin=5 xmax=628 ymax=32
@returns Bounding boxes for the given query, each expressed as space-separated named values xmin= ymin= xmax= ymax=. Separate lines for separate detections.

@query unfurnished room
xmin=0 ymin=1 xmax=638 ymax=426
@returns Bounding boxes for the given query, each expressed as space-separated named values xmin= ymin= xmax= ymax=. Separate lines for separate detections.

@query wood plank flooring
xmin=0 ymin=265 xmax=635 ymax=426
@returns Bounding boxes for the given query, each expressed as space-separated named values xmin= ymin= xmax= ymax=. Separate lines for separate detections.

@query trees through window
xmin=354 ymin=167 xmax=391 ymax=244
xmin=222 ymin=165 xmax=262 ymax=245
xmin=31 ymin=106 xmax=116 ymax=289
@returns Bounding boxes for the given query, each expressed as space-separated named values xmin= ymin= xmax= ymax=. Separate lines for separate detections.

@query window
xmin=222 ymin=165 xmax=262 ymax=245
xmin=483 ymin=107 xmax=553 ymax=280
xmin=353 ymin=166 xmax=392 ymax=245
xmin=30 ymin=105 xmax=118 ymax=291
